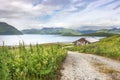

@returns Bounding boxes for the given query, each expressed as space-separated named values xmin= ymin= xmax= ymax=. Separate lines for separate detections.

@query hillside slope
xmin=81 ymin=32 xmax=117 ymax=37
xmin=67 ymin=35 xmax=120 ymax=60
xmin=22 ymin=28 xmax=81 ymax=36
xmin=97 ymin=28 xmax=120 ymax=34
xmin=78 ymin=28 xmax=120 ymax=36
xmin=0 ymin=22 xmax=22 ymax=35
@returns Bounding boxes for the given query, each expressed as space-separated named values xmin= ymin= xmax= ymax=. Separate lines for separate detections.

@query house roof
xmin=78 ymin=38 xmax=90 ymax=42
xmin=86 ymin=37 xmax=99 ymax=43
xmin=73 ymin=37 xmax=99 ymax=43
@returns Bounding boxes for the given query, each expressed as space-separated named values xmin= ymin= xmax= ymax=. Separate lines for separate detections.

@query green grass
xmin=0 ymin=43 xmax=67 ymax=80
xmin=66 ymin=35 xmax=120 ymax=60
xmin=81 ymin=32 xmax=118 ymax=37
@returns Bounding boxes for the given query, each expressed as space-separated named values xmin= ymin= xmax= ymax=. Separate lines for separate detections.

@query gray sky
xmin=0 ymin=0 xmax=120 ymax=30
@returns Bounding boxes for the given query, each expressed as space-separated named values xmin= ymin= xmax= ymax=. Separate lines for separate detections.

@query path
xmin=61 ymin=51 xmax=120 ymax=80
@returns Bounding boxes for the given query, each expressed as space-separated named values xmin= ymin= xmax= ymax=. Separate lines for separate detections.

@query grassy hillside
xmin=79 ymin=28 xmax=120 ymax=36
xmin=22 ymin=28 xmax=81 ymax=36
xmin=78 ymin=30 xmax=97 ymax=34
xmin=0 ymin=22 xmax=22 ymax=35
xmin=67 ymin=35 xmax=120 ymax=60
xmin=61 ymin=29 xmax=81 ymax=36
xmin=81 ymin=32 xmax=118 ymax=37
xmin=0 ymin=43 xmax=67 ymax=80
xmin=97 ymin=28 xmax=120 ymax=34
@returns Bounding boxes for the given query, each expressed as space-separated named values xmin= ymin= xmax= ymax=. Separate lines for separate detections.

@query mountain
xmin=97 ymin=28 xmax=120 ymax=34
xmin=22 ymin=27 xmax=120 ymax=36
xmin=22 ymin=28 xmax=81 ymax=36
xmin=78 ymin=30 xmax=97 ymax=34
xmin=0 ymin=22 xmax=22 ymax=35
xmin=76 ymin=26 xmax=120 ymax=34
xmin=81 ymin=32 xmax=118 ymax=37
xmin=78 ymin=27 xmax=120 ymax=37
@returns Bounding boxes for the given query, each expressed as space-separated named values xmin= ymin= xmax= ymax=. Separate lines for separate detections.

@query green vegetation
xmin=67 ymin=35 xmax=120 ymax=60
xmin=61 ymin=29 xmax=81 ymax=36
xmin=22 ymin=27 xmax=120 ymax=36
xmin=79 ymin=28 xmax=120 ymax=37
xmin=0 ymin=43 xmax=67 ymax=80
xmin=81 ymin=32 xmax=118 ymax=37
xmin=22 ymin=28 xmax=81 ymax=36
xmin=97 ymin=28 xmax=120 ymax=34
xmin=0 ymin=22 xmax=22 ymax=35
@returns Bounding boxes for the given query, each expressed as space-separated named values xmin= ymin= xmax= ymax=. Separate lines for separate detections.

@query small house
xmin=73 ymin=38 xmax=99 ymax=46
xmin=73 ymin=38 xmax=90 ymax=46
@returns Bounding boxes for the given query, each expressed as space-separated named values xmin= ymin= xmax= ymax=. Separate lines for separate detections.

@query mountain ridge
xmin=0 ymin=22 xmax=22 ymax=35
xmin=21 ymin=27 xmax=120 ymax=36
xmin=22 ymin=27 xmax=81 ymax=36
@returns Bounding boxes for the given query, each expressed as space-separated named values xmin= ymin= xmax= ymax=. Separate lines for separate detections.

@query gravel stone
xmin=61 ymin=51 xmax=120 ymax=80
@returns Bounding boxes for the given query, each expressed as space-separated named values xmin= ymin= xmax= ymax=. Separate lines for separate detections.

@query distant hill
xmin=22 ymin=27 xmax=120 ymax=36
xmin=78 ymin=30 xmax=97 ymax=34
xmin=79 ymin=27 xmax=120 ymax=37
xmin=81 ymin=32 xmax=118 ymax=37
xmin=0 ymin=22 xmax=22 ymax=35
xmin=76 ymin=26 xmax=120 ymax=34
xmin=22 ymin=28 xmax=81 ymax=36
xmin=97 ymin=28 xmax=120 ymax=34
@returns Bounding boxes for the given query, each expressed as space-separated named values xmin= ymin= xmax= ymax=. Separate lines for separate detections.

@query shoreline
xmin=0 ymin=42 xmax=72 ymax=47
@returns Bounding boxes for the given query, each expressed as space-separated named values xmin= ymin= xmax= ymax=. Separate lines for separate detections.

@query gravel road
xmin=61 ymin=51 xmax=120 ymax=80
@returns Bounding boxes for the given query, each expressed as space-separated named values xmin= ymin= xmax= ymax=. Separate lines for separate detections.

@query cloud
xmin=43 ymin=0 xmax=71 ymax=6
xmin=0 ymin=0 xmax=119 ymax=30
xmin=0 ymin=0 xmax=61 ymax=18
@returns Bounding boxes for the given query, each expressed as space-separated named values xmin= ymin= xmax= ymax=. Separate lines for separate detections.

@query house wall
xmin=74 ymin=41 xmax=90 ymax=46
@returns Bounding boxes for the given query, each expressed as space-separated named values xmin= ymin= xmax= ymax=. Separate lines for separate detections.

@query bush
xmin=0 ymin=43 xmax=67 ymax=80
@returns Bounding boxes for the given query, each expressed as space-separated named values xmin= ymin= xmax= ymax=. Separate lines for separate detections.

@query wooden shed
xmin=73 ymin=38 xmax=90 ymax=46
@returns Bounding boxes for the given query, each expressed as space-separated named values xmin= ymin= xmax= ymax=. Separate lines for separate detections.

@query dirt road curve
xmin=61 ymin=51 xmax=120 ymax=80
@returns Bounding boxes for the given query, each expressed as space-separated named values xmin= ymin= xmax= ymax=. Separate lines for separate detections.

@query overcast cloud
xmin=0 ymin=0 xmax=120 ymax=30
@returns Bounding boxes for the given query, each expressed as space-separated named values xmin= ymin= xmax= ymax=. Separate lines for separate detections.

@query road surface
xmin=61 ymin=51 xmax=120 ymax=80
